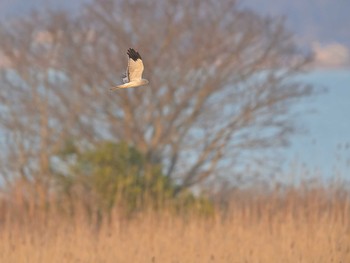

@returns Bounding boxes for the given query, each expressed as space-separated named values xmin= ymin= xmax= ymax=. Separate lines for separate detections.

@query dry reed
xmin=0 ymin=186 xmax=349 ymax=263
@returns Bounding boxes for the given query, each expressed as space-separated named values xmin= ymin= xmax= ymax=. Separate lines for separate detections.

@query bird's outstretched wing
xmin=126 ymin=48 xmax=144 ymax=82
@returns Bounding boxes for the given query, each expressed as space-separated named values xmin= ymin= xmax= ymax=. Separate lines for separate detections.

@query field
xmin=0 ymin=187 xmax=349 ymax=263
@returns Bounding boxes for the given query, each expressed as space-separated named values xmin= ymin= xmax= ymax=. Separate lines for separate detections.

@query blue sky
xmin=0 ymin=0 xmax=349 ymax=180
xmin=285 ymin=70 xmax=350 ymax=180
xmin=243 ymin=0 xmax=350 ymax=180
xmin=243 ymin=0 xmax=350 ymax=47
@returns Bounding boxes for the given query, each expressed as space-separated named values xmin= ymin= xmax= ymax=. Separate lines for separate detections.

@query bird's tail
xmin=110 ymin=86 xmax=122 ymax=91
xmin=110 ymin=82 xmax=132 ymax=91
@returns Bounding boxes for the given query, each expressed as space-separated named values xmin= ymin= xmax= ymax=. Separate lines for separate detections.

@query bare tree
xmin=0 ymin=13 xmax=95 ymax=201
xmin=0 ymin=0 xmax=313 ymax=194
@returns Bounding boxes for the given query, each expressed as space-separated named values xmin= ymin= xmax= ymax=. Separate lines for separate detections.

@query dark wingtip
xmin=127 ymin=48 xmax=142 ymax=61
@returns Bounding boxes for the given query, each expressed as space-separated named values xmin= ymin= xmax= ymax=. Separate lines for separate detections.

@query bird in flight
xmin=110 ymin=48 xmax=149 ymax=90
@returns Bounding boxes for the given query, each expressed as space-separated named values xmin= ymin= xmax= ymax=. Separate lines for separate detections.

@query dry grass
xmin=0 ymin=188 xmax=349 ymax=263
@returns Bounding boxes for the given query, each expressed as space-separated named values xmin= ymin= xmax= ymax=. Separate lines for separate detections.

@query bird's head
xmin=142 ymin=79 xmax=150 ymax=86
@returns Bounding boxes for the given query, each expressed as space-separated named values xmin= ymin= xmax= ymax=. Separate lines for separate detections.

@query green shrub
xmin=53 ymin=141 xmax=213 ymax=218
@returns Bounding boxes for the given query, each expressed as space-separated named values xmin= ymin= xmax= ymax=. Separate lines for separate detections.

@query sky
xmin=0 ymin=0 xmax=349 ymax=180
xmin=286 ymin=70 xmax=350 ymax=181
xmin=239 ymin=0 xmax=350 ymax=180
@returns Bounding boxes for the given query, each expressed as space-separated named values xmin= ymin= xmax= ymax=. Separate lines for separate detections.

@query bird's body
xmin=110 ymin=48 xmax=149 ymax=90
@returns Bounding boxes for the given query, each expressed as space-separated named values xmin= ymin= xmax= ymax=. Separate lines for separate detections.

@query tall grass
xmin=0 ymin=184 xmax=349 ymax=262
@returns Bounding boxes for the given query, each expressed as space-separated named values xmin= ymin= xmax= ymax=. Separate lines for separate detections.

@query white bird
xmin=110 ymin=48 xmax=149 ymax=90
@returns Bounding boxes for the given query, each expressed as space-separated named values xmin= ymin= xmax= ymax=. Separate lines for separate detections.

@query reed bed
xmin=0 ymin=186 xmax=349 ymax=263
